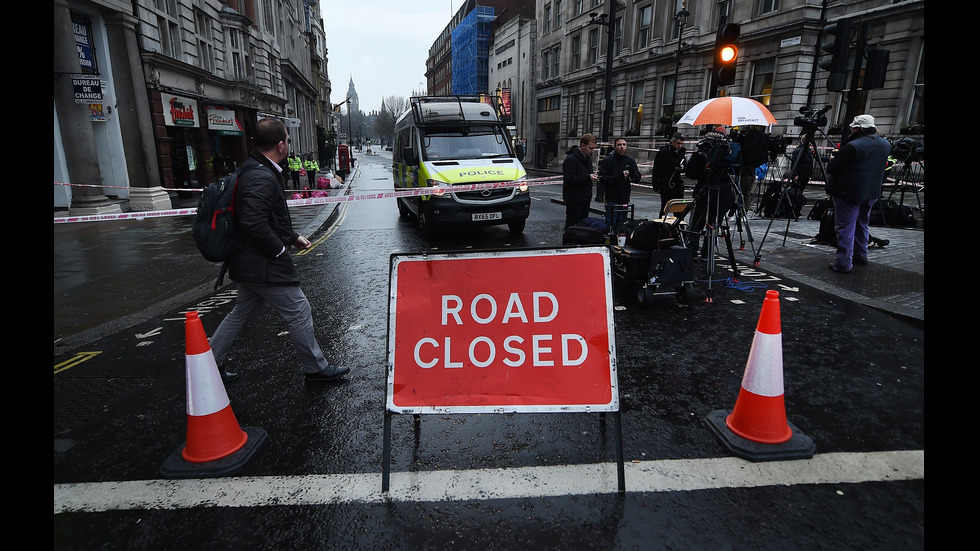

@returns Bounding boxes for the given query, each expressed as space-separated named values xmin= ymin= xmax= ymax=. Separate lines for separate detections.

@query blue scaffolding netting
xmin=451 ymin=6 xmax=495 ymax=96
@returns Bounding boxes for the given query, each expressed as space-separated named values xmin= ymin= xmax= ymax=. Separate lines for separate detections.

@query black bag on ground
xmin=762 ymin=187 xmax=806 ymax=218
xmin=869 ymin=199 xmax=916 ymax=227
xmin=813 ymin=207 xmax=837 ymax=246
xmin=807 ymin=197 xmax=833 ymax=221
xmin=628 ymin=220 xmax=676 ymax=250
xmin=563 ymin=219 xmax=606 ymax=245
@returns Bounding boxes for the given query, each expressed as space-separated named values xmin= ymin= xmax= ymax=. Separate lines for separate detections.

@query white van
xmin=392 ymin=96 xmax=529 ymax=237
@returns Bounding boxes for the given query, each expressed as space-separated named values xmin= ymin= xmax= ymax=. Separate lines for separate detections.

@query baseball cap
xmin=849 ymin=114 xmax=876 ymax=129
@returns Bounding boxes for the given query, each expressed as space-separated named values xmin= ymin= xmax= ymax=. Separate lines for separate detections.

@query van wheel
xmin=508 ymin=219 xmax=526 ymax=235
xmin=418 ymin=210 xmax=436 ymax=238
xmin=397 ymin=198 xmax=411 ymax=219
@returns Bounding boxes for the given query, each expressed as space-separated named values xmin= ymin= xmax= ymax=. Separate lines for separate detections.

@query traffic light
xmin=713 ymin=24 xmax=740 ymax=86
xmin=863 ymin=48 xmax=890 ymax=89
xmin=819 ymin=18 xmax=853 ymax=92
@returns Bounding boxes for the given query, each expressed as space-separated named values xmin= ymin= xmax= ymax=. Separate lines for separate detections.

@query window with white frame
xmin=749 ymin=58 xmax=775 ymax=106
xmin=552 ymin=45 xmax=561 ymax=76
xmin=153 ymin=0 xmax=181 ymax=60
xmin=571 ymin=34 xmax=582 ymax=70
xmin=589 ymin=28 xmax=599 ymax=65
xmin=194 ymin=8 xmax=214 ymax=73
xmin=613 ymin=16 xmax=623 ymax=56
xmin=230 ymin=28 xmax=246 ymax=81
xmin=570 ymin=94 xmax=580 ymax=135
xmin=629 ymin=82 xmax=645 ymax=134
xmin=544 ymin=4 xmax=552 ymax=34
xmin=573 ymin=0 xmax=583 ymax=17
xmin=759 ymin=0 xmax=779 ymax=15
xmin=586 ymin=91 xmax=595 ymax=131
xmin=637 ymin=4 xmax=652 ymax=49
xmin=555 ymin=0 xmax=562 ymax=29
xmin=542 ymin=50 xmax=551 ymax=80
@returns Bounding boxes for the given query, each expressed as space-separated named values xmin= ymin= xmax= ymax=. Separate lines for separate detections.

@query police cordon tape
xmin=54 ymin=175 xmax=566 ymax=224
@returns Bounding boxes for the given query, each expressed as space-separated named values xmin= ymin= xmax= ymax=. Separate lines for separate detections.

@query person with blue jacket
xmin=826 ymin=114 xmax=892 ymax=273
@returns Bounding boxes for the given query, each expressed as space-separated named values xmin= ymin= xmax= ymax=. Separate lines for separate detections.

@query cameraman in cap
xmin=826 ymin=114 xmax=891 ymax=273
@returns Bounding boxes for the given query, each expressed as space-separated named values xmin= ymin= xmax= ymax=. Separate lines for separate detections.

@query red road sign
xmin=386 ymin=247 xmax=618 ymax=414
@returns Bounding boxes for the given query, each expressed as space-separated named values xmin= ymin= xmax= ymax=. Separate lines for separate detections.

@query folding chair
xmin=652 ymin=199 xmax=694 ymax=248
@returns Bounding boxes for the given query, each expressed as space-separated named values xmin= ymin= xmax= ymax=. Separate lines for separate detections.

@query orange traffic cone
xmin=706 ymin=290 xmax=814 ymax=461
xmin=726 ymin=289 xmax=792 ymax=444
xmin=160 ymin=311 xmax=266 ymax=478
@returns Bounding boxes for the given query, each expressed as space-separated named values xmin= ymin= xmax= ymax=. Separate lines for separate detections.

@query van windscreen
xmin=422 ymin=127 xmax=511 ymax=161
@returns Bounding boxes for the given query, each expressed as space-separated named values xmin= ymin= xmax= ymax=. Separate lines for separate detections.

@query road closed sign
xmin=386 ymin=247 xmax=618 ymax=414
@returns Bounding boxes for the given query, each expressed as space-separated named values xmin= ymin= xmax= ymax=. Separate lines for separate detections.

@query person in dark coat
xmin=826 ymin=114 xmax=892 ymax=273
xmin=208 ymin=118 xmax=349 ymax=383
xmin=562 ymin=133 xmax=599 ymax=229
xmin=787 ymin=134 xmax=815 ymax=191
xmin=652 ymin=133 xmax=687 ymax=217
xmin=597 ymin=137 xmax=641 ymax=231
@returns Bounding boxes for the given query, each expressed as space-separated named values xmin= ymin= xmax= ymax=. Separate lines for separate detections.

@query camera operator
xmin=652 ymin=133 xmax=688 ymax=217
xmin=787 ymin=133 xmax=815 ymax=192
xmin=684 ymin=128 xmax=738 ymax=257
xmin=733 ymin=125 xmax=769 ymax=210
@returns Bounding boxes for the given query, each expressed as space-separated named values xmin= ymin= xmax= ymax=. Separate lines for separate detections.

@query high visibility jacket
xmin=304 ymin=159 xmax=319 ymax=172
xmin=288 ymin=156 xmax=302 ymax=171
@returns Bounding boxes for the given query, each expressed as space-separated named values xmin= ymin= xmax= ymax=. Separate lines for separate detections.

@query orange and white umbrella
xmin=677 ymin=96 xmax=777 ymax=127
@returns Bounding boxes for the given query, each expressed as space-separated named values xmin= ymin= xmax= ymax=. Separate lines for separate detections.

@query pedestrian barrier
xmin=160 ymin=311 xmax=266 ymax=478
xmin=706 ymin=290 xmax=815 ymax=461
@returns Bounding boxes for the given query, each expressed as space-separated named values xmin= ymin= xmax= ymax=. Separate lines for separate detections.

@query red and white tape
xmin=53 ymin=175 xmax=564 ymax=224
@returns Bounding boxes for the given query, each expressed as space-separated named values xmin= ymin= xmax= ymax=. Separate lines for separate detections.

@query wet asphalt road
xmin=54 ymin=152 xmax=924 ymax=549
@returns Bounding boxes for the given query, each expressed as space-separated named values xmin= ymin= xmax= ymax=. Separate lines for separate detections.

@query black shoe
xmin=305 ymin=365 xmax=350 ymax=382
xmin=852 ymin=256 xmax=869 ymax=265
xmin=219 ymin=365 xmax=239 ymax=383
xmin=829 ymin=263 xmax=852 ymax=273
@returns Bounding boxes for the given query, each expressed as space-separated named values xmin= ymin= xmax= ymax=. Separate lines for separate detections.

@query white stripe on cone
xmin=740 ymin=332 xmax=783 ymax=397
xmin=185 ymin=350 xmax=231 ymax=416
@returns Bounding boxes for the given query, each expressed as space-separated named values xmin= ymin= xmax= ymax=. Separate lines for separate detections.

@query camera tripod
xmin=684 ymin=164 xmax=755 ymax=303
xmin=881 ymin=158 xmax=924 ymax=225
xmin=754 ymin=125 xmax=831 ymax=265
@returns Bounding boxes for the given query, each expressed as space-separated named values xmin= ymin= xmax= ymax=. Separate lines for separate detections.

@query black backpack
xmin=193 ymin=165 xmax=258 ymax=287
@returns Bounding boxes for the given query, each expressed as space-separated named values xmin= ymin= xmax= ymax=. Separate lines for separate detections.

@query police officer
xmin=288 ymin=152 xmax=303 ymax=190
xmin=304 ymin=154 xmax=319 ymax=188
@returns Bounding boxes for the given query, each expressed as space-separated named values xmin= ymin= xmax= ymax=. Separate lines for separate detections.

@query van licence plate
xmin=473 ymin=212 xmax=502 ymax=221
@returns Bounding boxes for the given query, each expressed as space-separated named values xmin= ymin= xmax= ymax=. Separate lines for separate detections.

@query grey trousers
xmin=209 ymin=283 xmax=329 ymax=374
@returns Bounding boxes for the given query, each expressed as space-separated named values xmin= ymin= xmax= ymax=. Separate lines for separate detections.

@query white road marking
xmin=54 ymin=450 xmax=922 ymax=513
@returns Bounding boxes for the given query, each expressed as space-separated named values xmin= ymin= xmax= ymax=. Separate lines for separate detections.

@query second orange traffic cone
xmin=706 ymin=290 xmax=814 ymax=461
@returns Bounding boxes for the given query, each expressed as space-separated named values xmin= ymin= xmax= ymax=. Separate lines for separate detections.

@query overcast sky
xmin=321 ymin=1 xmax=463 ymax=114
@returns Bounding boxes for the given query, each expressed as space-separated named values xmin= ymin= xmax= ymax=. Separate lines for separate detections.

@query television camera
xmin=794 ymin=105 xmax=832 ymax=134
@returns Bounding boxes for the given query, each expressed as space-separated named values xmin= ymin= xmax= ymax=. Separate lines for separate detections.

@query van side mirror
xmin=514 ymin=143 xmax=525 ymax=161
xmin=403 ymin=147 xmax=418 ymax=165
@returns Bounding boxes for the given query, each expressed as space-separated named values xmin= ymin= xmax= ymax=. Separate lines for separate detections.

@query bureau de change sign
xmin=385 ymin=247 xmax=619 ymax=414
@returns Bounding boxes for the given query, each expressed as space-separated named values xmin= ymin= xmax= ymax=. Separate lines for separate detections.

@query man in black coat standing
xmin=597 ymin=137 xmax=641 ymax=231
xmin=652 ymin=133 xmax=687 ymax=217
xmin=562 ymin=133 xmax=599 ymax=229
xmin=208 ymin=118 xmax=349 ymax=383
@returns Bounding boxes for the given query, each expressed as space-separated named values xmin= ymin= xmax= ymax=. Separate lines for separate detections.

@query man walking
xmin=597 ymin=137 xmax=641 ymax=231
xmin=208 ymin=118 xmax=349 ymax=383
xmin=826 ymin=114 xmax=892 ymax=273
xmin=562 ymin=134 xmax=600 ymax=229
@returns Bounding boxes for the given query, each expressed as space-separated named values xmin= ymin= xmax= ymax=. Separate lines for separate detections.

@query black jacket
xmin=228 ymin=151 xmax=301 ymax=286
xmin=597 ymin=152 xmax=641 ymax=204
xmin=827 ymin=131 xmax=891 ymax=203
xmin=562 ymin=145 xmax=595 ymax=203
xmin=652 ymin=144 xmax=687 ymax=191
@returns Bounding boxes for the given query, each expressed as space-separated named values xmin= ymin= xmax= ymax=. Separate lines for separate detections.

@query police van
xmin=392 ymin=96 xmax=529 ymax=237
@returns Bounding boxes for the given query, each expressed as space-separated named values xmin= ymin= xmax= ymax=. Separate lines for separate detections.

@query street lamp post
xmin=668 ymin=4 xmax=690 ymax=138
xmin=589 ymin=0 xmax=617 ymax=151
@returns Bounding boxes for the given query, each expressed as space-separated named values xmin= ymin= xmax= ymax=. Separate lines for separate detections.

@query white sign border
xmin=385 ymin=246 xmax=619 ymax=415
